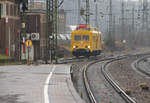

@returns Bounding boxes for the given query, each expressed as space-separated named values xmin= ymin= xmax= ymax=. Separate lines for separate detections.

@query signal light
xmin=22 ymin=2 xmax=28 ymax=12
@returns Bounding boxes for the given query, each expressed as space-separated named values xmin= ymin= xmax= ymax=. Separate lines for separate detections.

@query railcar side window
xmin=74 ymin=35 xmax=81 ymax=41
xmin=83 ymin=35 xmax=89 ymax=41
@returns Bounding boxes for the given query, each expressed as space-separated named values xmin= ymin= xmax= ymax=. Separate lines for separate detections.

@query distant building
xmin=25 ymin=3 xmax=66 ymax=60
xmin=28 ymin=2 xmax=46 ymax=10
xmin=25 ymin=9 xmax=46 ymax=60
xmin=0 ymin=0 xmax=26 ymax=60
xmin=58 ymin=9 xmax=66 ymax=35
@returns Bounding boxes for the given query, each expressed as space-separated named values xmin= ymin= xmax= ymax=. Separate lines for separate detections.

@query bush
xmin=0 ymin=54 xmax=11 ymax=60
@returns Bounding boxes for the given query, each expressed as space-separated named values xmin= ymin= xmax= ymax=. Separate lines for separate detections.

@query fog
xmin=35 ymin=0 xmax=150 ymax=46
xmin=62 ymin=0 xmax=150 ymax=46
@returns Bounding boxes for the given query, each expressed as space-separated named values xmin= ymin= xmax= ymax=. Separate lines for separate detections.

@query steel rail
xmin=82 ymin=57 xmax=115 ymax=103
xmin=83 ymin=62 xmax=98 ymax=103
xmin=135 ymin=55 xmax=150 ymax=77
xmin=83 ymin=55 xmax=137 ymax=103
xmin=104 ymin=53 xmax=150 ymax=102
xmin=73 ymin=51 xmax=150 ymax=103
xmin=102 ymin=59 xmax=136 ymax=103
xmin=58 ymin=55 xmax=104 ymax=64
xmin=58 ymin=57 xmax=85 ymax=64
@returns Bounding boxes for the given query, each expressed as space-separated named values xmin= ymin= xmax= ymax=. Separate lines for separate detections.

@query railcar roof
xmin=72 ymin=30 xmax=101 ymax=34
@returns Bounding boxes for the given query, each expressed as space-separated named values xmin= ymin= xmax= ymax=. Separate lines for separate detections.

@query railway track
xmin=102 ymin=57 xmax=136 ymax=103
xmin=59 ymin=50 xmax=150 ymax=64
xmin=82 ymin=52 xmax=150 ymax=103
xmin=58 ymin=55 xmax=105 ymax=64
xmin=65 ymin=50 xmax=150 ymax=103
xmin=134 ymin=55 xmax=150 ymax=77
xmin=82 ymin=55 xmax=136 ymax=103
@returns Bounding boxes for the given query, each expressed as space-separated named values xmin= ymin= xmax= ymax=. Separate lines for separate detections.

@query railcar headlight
xmin=88 ymin=46 xmax=90 ymax=48
xmin=73 ymin=46 xmax=76 ymax=48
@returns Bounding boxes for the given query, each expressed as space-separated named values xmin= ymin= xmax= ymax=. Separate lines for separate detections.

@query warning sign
xmin=26 ymin=40 xmax=32 ymax=47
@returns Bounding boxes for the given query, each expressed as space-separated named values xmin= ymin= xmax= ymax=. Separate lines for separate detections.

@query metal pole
xmin=113 ymin=15 xmax=116 ymax=39
xmin=131 ymin=6 xmax=135 ymax=44
xmin=46 ymin=0 xmax=54 ymax=63
xmin=27 ymin=47 xmax=29 ymax=65
xmin=51 ymin=0 xmax=54 ymax=64
xmin=141 ymin=0 xmax=148 ymax=32
xmin=109 ymin=0 xmax=113 ymax=36
xmin=145 ymin=0 xmax=148 ymax=30
xmin=45 ymin=0 xmax=60 ymax=63
xmin=21 ymin=6 xmax=26 ymax=60
xmin=86 ymin=0 xmax=90 ymax=24
xmin=55 ymin=0 xmax=58 ymax=63
xmin=121 ymin=0 xmax=125 ymax=40
xmin=132 ymin=7 xmax=135 ymax=31
xmin=95 ymin=2 xmax=98 ymax=28
xmin=0 ymin=4 xmax=1 ymax=19
xmin=78 ymin=0 xmax=81 ymax=24
xmin=142 ymin=0 xmax=145 ymax=29
xmin=8 ymin=28 xmax=11 ymax=56
xmin=45 ymin=0 xmax=49 ymax=63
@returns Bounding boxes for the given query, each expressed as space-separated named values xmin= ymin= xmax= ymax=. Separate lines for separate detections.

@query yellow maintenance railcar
xmin=71 ymin=25 xmax=102 ymax=57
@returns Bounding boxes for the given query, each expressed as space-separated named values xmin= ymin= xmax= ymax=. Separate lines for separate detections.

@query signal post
xmin=26 ymin=40 xmax=32 ymax=65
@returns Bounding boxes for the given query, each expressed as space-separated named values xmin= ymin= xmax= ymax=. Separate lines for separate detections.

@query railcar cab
xmin=71 ymin=24 xmax=102 ymax=57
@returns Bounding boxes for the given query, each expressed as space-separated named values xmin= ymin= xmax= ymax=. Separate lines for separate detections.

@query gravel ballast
xmin=109 ymin=56 xmax=150 ymax=103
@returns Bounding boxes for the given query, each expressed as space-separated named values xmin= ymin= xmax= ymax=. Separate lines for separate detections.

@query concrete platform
xmin=47 ymin=64 xmax=85 ymax=103
xmin=0 ymin=64 xmax=85 ymax=103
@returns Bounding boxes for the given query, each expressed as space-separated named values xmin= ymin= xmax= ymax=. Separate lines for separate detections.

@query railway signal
xmin=79 ymin=0 xmax=90 ymax=24
xmin=46 ymin=0 xmax=64 ymax=63
xmin=20 ymin=0 xmax=28 ymax=60
xmin=22 ymin=1 xmax=28 ymax=12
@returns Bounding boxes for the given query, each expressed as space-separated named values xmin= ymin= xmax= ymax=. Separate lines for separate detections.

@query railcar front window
xmin=74 ymin=35 xmax=81 ymax=41
xmin=83 ymin=35 xmax=89 ymax=41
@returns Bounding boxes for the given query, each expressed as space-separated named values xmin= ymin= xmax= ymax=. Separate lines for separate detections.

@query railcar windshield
xmin=74 ymin=35 xmax=81 ymax=41
xmin=83 ymin=35 xmax=89 ymax=41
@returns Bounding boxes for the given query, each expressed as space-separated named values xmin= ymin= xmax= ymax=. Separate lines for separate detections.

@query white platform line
xmin=44 ymin=65 xmax=56 ymax=103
